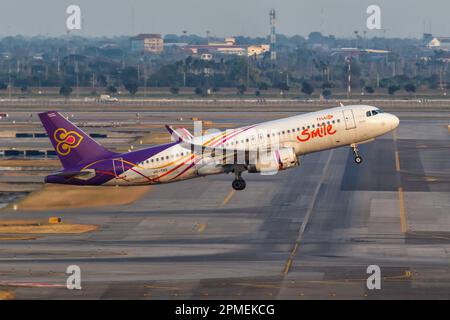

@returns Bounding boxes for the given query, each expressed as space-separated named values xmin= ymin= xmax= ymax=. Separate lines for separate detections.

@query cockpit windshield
xmin=366 ymin=108 xmax=384 ymax=117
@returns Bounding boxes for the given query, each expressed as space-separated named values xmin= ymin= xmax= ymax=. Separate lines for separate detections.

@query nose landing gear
xmin=351 ymin=143 xmax=363 ymax=164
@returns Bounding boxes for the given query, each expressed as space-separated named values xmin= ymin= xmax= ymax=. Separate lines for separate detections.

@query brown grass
xmin=137 ymin=132 xmax=170 ymax=145
xmin=7 ymin=184 xmax=152 ymax=211
xmin=0 ymin=219 xmax=41 ymax=226
xmin=0 ymin=236 xmax=39 ymax=241
xmin=0 ymin=159 xmax=60 ymax=167
xmin=0 ymin=223 xmax=97 ymax=234
xmin=0 ymin=291 xmax=15 ymax=300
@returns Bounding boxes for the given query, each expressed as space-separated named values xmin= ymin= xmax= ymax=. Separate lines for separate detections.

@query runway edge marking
xmin=283 ymin=149 xmax=334 ymax=275
xmin=393 ymin=129 xmax=408 ymax=234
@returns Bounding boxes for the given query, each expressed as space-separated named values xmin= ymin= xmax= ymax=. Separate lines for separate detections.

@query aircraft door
xmin=342 ymin=109 xmax=356 ymax=130
xmin=112 ymin=158 xmax=126 ymax=178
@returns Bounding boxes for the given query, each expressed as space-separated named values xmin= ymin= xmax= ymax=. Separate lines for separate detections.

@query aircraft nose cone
xmin=391 ymin=114 xmax=400 ymax=129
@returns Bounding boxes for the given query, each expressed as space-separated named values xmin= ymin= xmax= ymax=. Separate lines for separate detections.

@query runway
xmin=0 ymin=108 xmax=449 ymax=299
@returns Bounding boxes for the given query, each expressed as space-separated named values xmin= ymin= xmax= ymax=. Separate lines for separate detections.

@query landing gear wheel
xmin=350 ymin=143 xmax=363 ymax=165
xmin=232 ymin=179 xmax=246 ymax=191
xmin=354 ymin=156 xmax=363 ymax=164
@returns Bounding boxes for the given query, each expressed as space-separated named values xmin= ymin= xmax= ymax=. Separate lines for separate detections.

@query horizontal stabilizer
xmin=53 ymin=169 xmax=96 ymax=180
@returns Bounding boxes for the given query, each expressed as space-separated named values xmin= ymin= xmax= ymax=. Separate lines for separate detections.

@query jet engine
xmin=247 ymin=148 xmax=299 ymax=173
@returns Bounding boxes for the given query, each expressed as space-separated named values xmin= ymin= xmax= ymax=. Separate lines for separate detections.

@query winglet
xmin=165 ymin=125 xmax=193 ymax=143
xmin=165 ymin=125 xmax=175 ymax=136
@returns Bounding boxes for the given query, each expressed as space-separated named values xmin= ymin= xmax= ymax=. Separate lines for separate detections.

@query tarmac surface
xmin=0 ymin=106 xmax=449 ymax=299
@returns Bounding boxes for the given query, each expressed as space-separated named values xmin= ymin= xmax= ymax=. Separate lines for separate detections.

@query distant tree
xmin=322 ymin=81 xmax=334 ymax=89
xmin=255 ymin=90 xmax=261 ymax=97
xmin=59 ymin=85 xmax=73 ymax=98
xmin=257 ymin=82 xmax=269 ymax=91
xmin=20 ymin=86 xmax=28 ymax=94
xmin=170 ymin=86 xmax=179 ymax=95
xmin=404 ymin=83 xmax=416 ymax=93
xmin=322 ymin=89 xmax=332 ymax=99
xmin=379 ymin=78 xmax=393 ymax=89
xmin=427 ymin=74 xmax=439 ymax=89
xmin=308 ymin=32 xmax=326 ymax=43
xmin=236 ymin=84 xmax=247 ymax=95
xmin=148 ymin=61 xmax=183 ymax=87
xmin=0 ymin=82 xmax=7 ymax=90
xmin=194 ymin=87 xmax=203 ymax=96
xmin=364 ymin=86 xmax=375 ymax=94
xmin=388 ymin=85 xmax=401 ymax=95
xmin=301 ymin=81 xmax=314 ymax=95
xmin=106 ymin=85 xmax=117 ymax=94
xmin=121 ymin=67 xmax=139 ymax=95
xmin=277 ymin=82 xmax=290 ymax=93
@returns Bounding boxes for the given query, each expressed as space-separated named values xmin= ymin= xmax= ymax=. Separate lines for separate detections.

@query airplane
xmin=38 ymin=105 xmax=399 ymax=191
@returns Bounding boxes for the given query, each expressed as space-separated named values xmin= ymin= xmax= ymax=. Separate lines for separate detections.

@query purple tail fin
xmin=38 ymin=111 xmax=115 ymax=169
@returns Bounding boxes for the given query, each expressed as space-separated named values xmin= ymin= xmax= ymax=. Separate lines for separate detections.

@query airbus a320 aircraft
xmin=39 ymin=105 xmax=399 ymax=191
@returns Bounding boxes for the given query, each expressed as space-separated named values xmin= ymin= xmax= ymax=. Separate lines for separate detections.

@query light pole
xmin=75 ymin=60 xmax=79 ymax=98
xmin=8 ymin=63 xmax=11 ymax=99
xmin=346 ymin=56 xmax=352 ymax=98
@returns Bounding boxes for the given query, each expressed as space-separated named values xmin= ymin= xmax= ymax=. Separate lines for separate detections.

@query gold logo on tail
xmin=54 ymin=128 xmax=83 ymax=156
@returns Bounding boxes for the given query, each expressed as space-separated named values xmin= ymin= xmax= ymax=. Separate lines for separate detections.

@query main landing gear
xmin=232 ymin=179 xmax=246 ymax=191
xmin=351 ymin=143 xmax=363 ymax=164
xmin=232 ymin=166 xmax=246 ymax=191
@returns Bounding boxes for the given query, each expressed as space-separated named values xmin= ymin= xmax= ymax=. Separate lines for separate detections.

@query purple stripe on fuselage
xmin=45 ymin=141 xmax=180 ymax=185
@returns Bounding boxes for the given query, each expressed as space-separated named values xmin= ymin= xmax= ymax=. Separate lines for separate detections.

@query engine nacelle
xmin=248 ymin=148 xmax=299 ymax=173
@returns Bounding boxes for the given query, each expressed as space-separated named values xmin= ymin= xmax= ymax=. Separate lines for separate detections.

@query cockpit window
xmin=367 ymin=108 xmax=384 ymax=117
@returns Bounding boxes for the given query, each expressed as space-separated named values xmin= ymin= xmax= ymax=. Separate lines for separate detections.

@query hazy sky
xmin=0 ymin=0 xmax=448 ymax=38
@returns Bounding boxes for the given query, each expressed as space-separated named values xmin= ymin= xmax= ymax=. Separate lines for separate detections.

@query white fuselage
xmin=105 ymin=105 xmax=399 ymax=185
